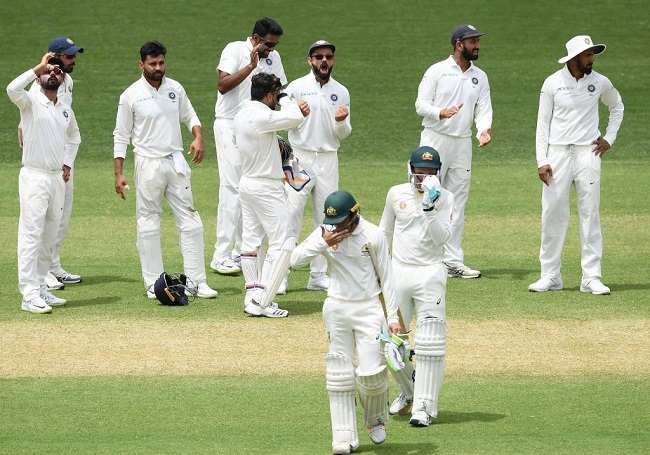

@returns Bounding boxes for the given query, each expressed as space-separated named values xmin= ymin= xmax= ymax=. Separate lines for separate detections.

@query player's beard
xmin=41 ymin=75 xmax=61 ymax=91
xmin=143 ymin=68 xmax=165 ymax=83
xmin=311 ymin=62 xmax=333 ymax=81
xmin=63 ymin=64 xmax=74 ymax=74
xmin=461 ymin=46 xmax=479 ymax=61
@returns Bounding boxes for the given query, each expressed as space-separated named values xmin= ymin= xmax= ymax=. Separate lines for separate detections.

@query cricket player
xmin=211 ymin=18 xmax=287 ymax=276
xmin=113 ymin=41 xmax=218 ymax=300
xmin=291 ymin=190 xmax=401 ymax=454
xmin=415 ymin=24 xmax=492 ymax=279
xmin=8 ymin=52 xmax=80 ymax=313
xmin=235 ymin=73 xmax=304 ymax=318
xmin=379 ymin=146 xmax=453 ymax=427
xmin=283 ymin=39 xmax=351 ymax=293
xmin=19 ymin=37 xmax=85 ymax=291
xmin=530 ymin=35 xmax=623 ymax=295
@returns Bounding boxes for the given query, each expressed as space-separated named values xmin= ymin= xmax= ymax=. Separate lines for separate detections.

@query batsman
xmin=291 ymin=190 xmax=400 ymax=454
xmin=379 ymin=146 xmax=453 ymax=427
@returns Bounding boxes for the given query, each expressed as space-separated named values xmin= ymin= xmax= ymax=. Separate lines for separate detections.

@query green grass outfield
xmin=1 ymin=0 xmax=649 ymax=453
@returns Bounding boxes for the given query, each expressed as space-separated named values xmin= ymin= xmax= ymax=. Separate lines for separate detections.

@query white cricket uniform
xmin=212 ymin=38 xmax=287 ymax=264
xmin=28 ymin=74 xmax=76 ymax=275
xmin=284 ymin=72 xmax=351 ymax=275
xmin=535 ymin=66 xmax=623 ymax=280
xmin=290 ymin=217 xmax=399 ymax=375
xmin=415 ymin=55 xmax=492 ymax=268
xmin=235 ymin=96 xmax=303 ymax=295
xmin=113 ymin=75 xmax=207 ymax=289
xmin=8 ymin=69 xmax=80 ymax=301
xmin=380 ymin=183 xmax=453 ymax=323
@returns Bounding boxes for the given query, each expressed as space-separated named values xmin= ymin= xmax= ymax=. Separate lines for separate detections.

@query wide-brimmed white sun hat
xmin=558 ymin=35 xmax=606 ymax=64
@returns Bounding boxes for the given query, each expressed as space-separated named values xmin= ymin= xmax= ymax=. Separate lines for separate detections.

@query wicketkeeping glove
xmin=382 ymin=333 xmax=411 ymax=372
xmin=421 ymin=175 xmax=441 ymax=211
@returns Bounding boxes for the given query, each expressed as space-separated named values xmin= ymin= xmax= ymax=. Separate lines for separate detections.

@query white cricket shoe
xmin=389 ymin=393 xmax=413 ymax=415
xmin=332 ymin=442 xmax=353 ymax=455
xmin=580 ymin=278 xmax=611 ymax=295
xmin=307 ymin=273 xmax=330 ymax=291
xmin=244 ymin=301 xmax=288 ymax=318
xmin=528 ymin=276 xmax=563 ymax=292
xmin=191 ymin=282 xmax=219 ymax=299
xmin=41 ymin=291 xmax=66 ymax=306
xmin=210 ymin=257 xmax=241 ymax=275
xmin=276 ymin=278 xmax=288 ymax=295
xmin=54 ymin=270 xmax=82 ymax=284
xmin=445 ymin=263 xmax=481 ymax=279
xmin=46 ymin=272 xmax=65 ymax=291
xmin=409 ymin=410 xmax=431 ymax=427
xmin=22 ymin=296 xmax=52 ymax=314
xmin=368 ymin=425 xmax=386 ymax=444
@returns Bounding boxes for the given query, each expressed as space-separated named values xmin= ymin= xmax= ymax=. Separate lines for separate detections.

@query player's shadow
xmin=390 ymin=410 xmax=505 ymax=425
xmin=356 ymin=441 xmax=438 ymax=453
xmin=82 ymin=274 xmax=140 ymax=285
xmin=62 ymin=296 xmax=117 ymax=307
xmin=479 ymin=267 xmax=538 ymax=280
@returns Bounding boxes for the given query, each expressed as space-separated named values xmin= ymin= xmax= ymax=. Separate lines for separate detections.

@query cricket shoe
xmin=46 ymin=272 xmax=65 ymax=291
xmin=189 ymin=282 xmax=219 ymax=299
xmin=368 ymin=425 xmax=386 ymax=444
xmin=147 ymin=284 xmax=156 ymax=299
xmin=528 ymin=276 xmax=563 ymax=292
xmin=409 ymin=410 xmax=431 ymax=427
xmin=276 ymin=278 xmax=288 ymax=295
xmin=244 ymin=300 xmax=288 ymax=318
xmin=54 ymin=270 xmax=82 ymax=284
xmin=445 ymin=263 xmax=481 ymax=279
xmin=307 ymin=273 xmax=330 ymax=291
xmin=332 ymin=442 xmax=355 ymax=455
xmin=580 ymin=278 xmax=610 ymax=295
xmin=210 ymin=257 xmax=241 ymax=275
xmin=21 ymin=296 xmax=52 ymax=314
xmin=40 ymin=291 xmax=66 ymax=306
xmin=389 ymin=393 xmax=413 ymax=415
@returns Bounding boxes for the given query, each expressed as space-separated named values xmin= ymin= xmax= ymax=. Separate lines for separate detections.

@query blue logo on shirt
xmin=63 ymin=111 xmax=69 ymax=118
xmin=266 ymin=58 xmax=273 ymax=66
xmin=168 ymin=92 xmax=176 ymax=99
xmin=472 ymin=77 xmax=479 ymax=84
xmin=331 ymin=94 xmax=338 ymax=102
xmin=588 ymin=85 xmax=595 ymax=92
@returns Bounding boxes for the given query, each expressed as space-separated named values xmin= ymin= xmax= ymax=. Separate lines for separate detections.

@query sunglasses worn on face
xmin=311 ymin=53 xmax=334 ymax=61
xmin=61 ymin=53 xmax=77 ymax=59
xmin=44 ymin=66 xmax=63 ymax=75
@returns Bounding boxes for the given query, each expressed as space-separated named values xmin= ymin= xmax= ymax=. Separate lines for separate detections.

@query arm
xmin=256 ymin=97 xmax=304 ymax=133
xmin=422 ymin=191 xmax=453 ymax=246
xmin=333 ymin=90 xmax=351 ymax=139
xmin=114 ymin=157 xmax=129 ymax=200
xmin=290 ymin=228 xmax=330 ymax=269
xmin=415 ymin=66 xmax=444 ymax=121
xmin=474 ymin=77 xmax=493 ymax=146
xmin=113 ymin=92 xmax=132 ymax=200
xmin=535 ymin=78 xmax=554 ymax=185
xmin=370 ymin=230 xmax=400 ymax=332
xmin=378 ymin=188 xmax=396 ymax=248
xmin=217 ymin=44 xmax=260 ymax=95
xmin=178 ymin=88 xmax=204 ymax=163
xmin=63 ymin=109 xmax=81 ymax=170
xmin=7 ymin=52 xmax=56 ymax=109
xmin=593 ymin=79 xmax=624 ymax=157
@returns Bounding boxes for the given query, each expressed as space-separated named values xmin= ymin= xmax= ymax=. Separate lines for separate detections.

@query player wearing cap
xmin=19 ymin=37 xmax=85 ymax=291
xmin=529 ymin=35 xmax=623 ymax=295
xmin=211 ymin=18 xmax=287 ymax=277
xmin=113 ymin=41 xmax=218 ymax=300
xmin=415 ymin=24 xmax=492 ymax=279
xmin=379 ymin=146 xmax=453 ymax=427
xmin=291 ymin=190 xmax=401 ymax=454
xmin=8 ymin=52 xmax=81 ymax=313
xmin=235 ymin=73 xmax=305 ymax=318
xmin=283 ymin=39 xmax=351 ymax=294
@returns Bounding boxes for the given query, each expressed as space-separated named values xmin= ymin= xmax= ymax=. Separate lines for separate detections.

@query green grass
xmin=1 ymin=0 xmax=649 ymax=453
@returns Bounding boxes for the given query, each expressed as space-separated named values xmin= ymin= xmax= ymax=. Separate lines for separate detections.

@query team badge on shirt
xmin=168 ymin=92 xmax=177 ymax=99
xmin=472 ymin=77 xmax=479 ymax=85
xmin=360 ymin=243 xmax=371 ymax=257
xmin=588 ymin=85 xmax=595 ymax=92
xmin=331 ymin=94 xmax=338 ymax=102
xmin=266 ymin=58 xmax=273 ymax=66
xmin=63 ymin=111 xmax=69 ymax=118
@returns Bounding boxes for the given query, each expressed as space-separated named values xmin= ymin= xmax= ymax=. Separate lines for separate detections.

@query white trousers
xmin=49 ymin=168 xmax=73 ymax=275
xmin=213 ymin=118 xmax=242 ymax=263
xmin=420 ymin=129 xmax=472 ymax=268
xmin=323 ymin=297 xmax=385 ymax=375
xmin=539 ymin=144 xmax=603 ymax=280
xmin=393 ymin=260 xmax=447 ymax=325
xmin=134 ymin=154 xmax=206 ymax=289
xmin=18 ymin=167 xmax=65 ymax=300
xmin=286 ymin=148 xmax=338 ymax=275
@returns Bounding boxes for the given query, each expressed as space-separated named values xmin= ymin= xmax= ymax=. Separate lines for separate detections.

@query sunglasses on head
xmin=311 ymin=53 xmax=334 ymax=61
xmin=44 ymin=66 xmax=63 ymax=75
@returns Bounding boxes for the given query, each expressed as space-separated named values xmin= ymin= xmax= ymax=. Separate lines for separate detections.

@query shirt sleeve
xmin=371 ymin=229 xmax=399 ymax=326
xmin=113 ymin=91 xmax=133 ymax=159
xmin=600 ymin=77 xmax=624 ymax=146
xmin=535 ymin=77 xmax=554 ymax=168
xmin=422 ymin=190 xmax=453 ymax=246
xmin=334 ymin=88 xmax=352 ymax=140
xmin=378 ymin=188 xmax=396 ymax=248
xmin=415 ymin=66 xmax=443 ymax=121
xmin=64 ymin=110 xmax=81 ymax=168
xmin=178 ymin=85 xmax=201 ymax=131
xmin=290 ymin=228 xmax=329 ymax=269
xmin=474 ymin=76 xmax=493 ymax=139
xmin=6 ymin=69 xmax=38 ymax=111
xmin=254 ymin=97 xmax=304 ymax=133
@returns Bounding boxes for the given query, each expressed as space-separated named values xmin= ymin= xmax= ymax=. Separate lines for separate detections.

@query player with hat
xmin=282 ymin=39 xmax=351 ymax=294
xmin=291 ymin=190 xmax=401 ymax=454
xmin=415 ymin=24 xmax=492 ymax=279
xmin=529 ymin=35 xmax=624 ymax=294
xmin=379 ymin=145 xmax=454 ymax=427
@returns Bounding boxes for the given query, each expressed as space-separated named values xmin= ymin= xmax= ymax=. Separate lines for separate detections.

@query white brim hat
xmin=558 ymin=35 xmax=605 ymax=64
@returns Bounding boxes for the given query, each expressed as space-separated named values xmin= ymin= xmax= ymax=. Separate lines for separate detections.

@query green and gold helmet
xmin=323 ymin=190 xmax=359 ymax=224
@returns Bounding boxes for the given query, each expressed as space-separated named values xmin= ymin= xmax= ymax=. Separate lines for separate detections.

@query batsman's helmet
xmin=409 ymin=146 xmax=441 ymax=170
xmin=153 ymin=272 xmax=193 ymax=306
xmin=323 ymin=190 xmax=359 ymax=224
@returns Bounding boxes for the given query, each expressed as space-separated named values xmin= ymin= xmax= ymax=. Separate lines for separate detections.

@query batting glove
xmin=421 ymin=175 xmax=441 ymax=211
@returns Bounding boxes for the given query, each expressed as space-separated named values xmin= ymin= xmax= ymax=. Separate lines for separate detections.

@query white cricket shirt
xmin=416 ymin=55 xmax=492 ymax=139
xmin=380 ymin=183 xmax=453 ymax=266
xmin=291 ymin=217 xmax=400 ymax=325
xmin=285 ymin=72 xmax=351 ymax=152
xmin=215 ymin=38 xmax=287 ymax=120
xmin=535 ymin=66 xmax=624 ymax=167
xmin=113 ymin=76 xmax=201 ymax=159
xmin=7 ymin=69 xmax=81 ymax=172
xmin=234 ymin=97 xmax=304 ymax=179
